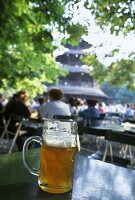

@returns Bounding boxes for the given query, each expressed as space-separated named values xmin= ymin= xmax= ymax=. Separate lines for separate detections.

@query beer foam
xmin=42 ymin=120 xmax=77 ymax=148
xmin=43 ymin=135 xmax=76 ymax=148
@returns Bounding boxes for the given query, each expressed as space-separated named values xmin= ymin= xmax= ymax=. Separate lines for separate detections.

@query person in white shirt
xmin=38 ymin=88 xmax=71 ymax=119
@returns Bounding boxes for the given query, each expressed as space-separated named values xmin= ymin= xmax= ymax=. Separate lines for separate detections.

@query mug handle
xmin=22 ymin=136 xmax=42 ymax=176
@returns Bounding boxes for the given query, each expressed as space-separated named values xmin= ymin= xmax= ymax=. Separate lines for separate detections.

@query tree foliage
xmin=1 ymin=0 xmax=134 ymax=96
xmin=83 ymin=0 xmax=135 ymax=90
xmin=101 ymin=82 xmax=135 ymax=104
xmin=81 ymin=53 xmax=135 ymax=90
xmin=0 ymin=0 xmax=88 ymax=96
xmin=85 ymin=0 xmax=135 ymax=35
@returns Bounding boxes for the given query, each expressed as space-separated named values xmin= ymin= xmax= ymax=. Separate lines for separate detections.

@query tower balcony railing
xmin=63 ymin=65 xmax=91 ymax=73
xmin=59 ymin=81 xmax=94 ymax=87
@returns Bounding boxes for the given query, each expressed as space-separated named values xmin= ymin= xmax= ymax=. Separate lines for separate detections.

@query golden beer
xmin=22 ymin=120 xmax=78 ymax=194
xmin=38 ymin=143 xmax=77 ymax=193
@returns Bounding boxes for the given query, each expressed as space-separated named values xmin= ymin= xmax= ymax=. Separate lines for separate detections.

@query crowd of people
xmin=0 ymin=88 xmax=135 ymax=121
xmin=0 ymin=87 xmax=135 ymax=152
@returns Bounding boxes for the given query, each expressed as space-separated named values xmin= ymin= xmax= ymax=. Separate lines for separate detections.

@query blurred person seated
xmin=98 ymin=102 xmax=104 ymax=114
xmin=3 ymin=90 xmax=34 ymax=151
xmin=78 ymin=98 xmax=101 ymax=127
xmin=35 ymin=96 xmax=46 ymax=118
xmin=4 ymin=90 xmax=31 ymax=120
xmin=38 ymin=87 xmax=71 ymax=119
xmin=28 ymin=99 xmax=39 ymax=111
xmin=75 ymin=98 xmax=85 ymax=114
xmin=98 ymin=102 xmax=106 ymax=119
xmin=68 ymin=97 xmax=78 ymax=115
xmin=37 ymin=96 xmax=46 ymax=106
xmin=125 ymin=103 xmax=134 ymax=119
xmin=80 ymin=99 xmax=88 ymax=111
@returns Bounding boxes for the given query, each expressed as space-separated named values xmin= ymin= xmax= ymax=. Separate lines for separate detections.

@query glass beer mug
xmin=22 ymin=119 xmax=79 ymax=194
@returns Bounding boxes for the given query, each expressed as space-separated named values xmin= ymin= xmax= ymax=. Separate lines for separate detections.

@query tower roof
xmin=47 ymin=85 xmax=109 ymax=99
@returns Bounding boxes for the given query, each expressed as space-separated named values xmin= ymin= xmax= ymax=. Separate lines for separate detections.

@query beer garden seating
xmin=0 ymin=114 xmax=26 ymax=154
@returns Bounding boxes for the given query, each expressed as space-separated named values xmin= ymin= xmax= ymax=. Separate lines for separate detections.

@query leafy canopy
xmin=81 ymin=53 xmax=135 ymax=90
xmin=0 ymin=0 xmax=88 ymax=96
xmin=1 ymin=0 xmax=135 ymax=96
xmin=85 ymin=0 xmax=135 ymax=35
xmin=83 ymin=0 xmax=135 ymax=90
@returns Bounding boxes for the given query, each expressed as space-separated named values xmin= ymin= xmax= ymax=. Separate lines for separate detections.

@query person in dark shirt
xmin=4 ymin=92 xmax=30 ymax=121
xmin=3 ymin=90 xmax=31 ymax=151
xmin=79 ymin=98 xmax=101 ymax=127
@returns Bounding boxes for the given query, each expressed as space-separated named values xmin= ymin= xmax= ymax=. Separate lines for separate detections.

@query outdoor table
xmin=78 ymin=124 xmax=135 ymax=138
xmin=0 ymin=148 xmax=135 ymax=200
xmin=91 ymin=124 xmax=135 ymax=163
xmin=94 ymin=124 xmax=135 ymax=134
xmin=78 ymin=124 xmax=135 ymax=150
xmin=94 ymin=124 xmax=135 ymax=145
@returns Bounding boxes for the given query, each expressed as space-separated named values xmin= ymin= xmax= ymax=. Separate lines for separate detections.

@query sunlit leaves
xmin=81 ymin=53 xmax=108 ymax=83
xmin=81 ymin=52 xmax=135 ymax=90
xmin=62 ymin=23 xmax=88 ymax=46
xmin=0 ymin=0 xmax=87 ymax=96
xmin=108 ymin=59 xmax=135 ymax=89
xmin=85 ymin=0 xmax=135 ymax=35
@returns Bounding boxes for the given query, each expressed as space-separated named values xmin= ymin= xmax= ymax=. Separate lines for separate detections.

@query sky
xmin=54 ymin=1 xmax=135 ymax=67
xmin=73 ymin=2 xmax=135 ymax=66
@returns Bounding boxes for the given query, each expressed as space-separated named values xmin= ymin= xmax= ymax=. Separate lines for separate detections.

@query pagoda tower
xmin=48 ymin=39 xmax=108 ymax=100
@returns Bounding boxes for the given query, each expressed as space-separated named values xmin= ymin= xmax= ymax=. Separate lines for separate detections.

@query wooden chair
xmin=0 ymin=114 xmax=26 ymax=153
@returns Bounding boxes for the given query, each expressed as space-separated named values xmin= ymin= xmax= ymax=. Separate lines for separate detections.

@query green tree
xmin=100 ymin=82 xmax=135 ymax=104
xmin=85 ymin=0 xmax=135 ymax=35
xmin=81 ymin=53 xmax=135 ymax=90
xmin=0 ymin=0 xmax=88 ymax=96
xmin=82 ymin=0 xmax=135 ymax=90
xmin=115 ymin=86 xmax=135 ymax=104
